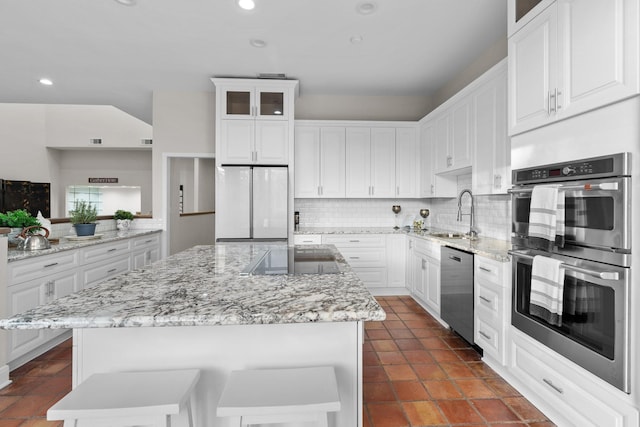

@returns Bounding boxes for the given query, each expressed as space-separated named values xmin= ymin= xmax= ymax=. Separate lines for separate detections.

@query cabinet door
xmin=508 ymin=0 xmax=556 ymax=36
xmin=294 ymin=126 xmax=321 ymax=197
xmin=255 ymin=121 xmax=288 ymax=164
xmin=219 ymin=119 xmax=254 ymax=164
xmin=472 ymin=66 xmax=510 ymax=195
xmin=425 ymin=257 xmax=441 ymax=315
xmin=370 ymin=128 xmax=396 ymax=198
xmin=508 ymin=4 xmax=558 ymax=135
xmin=386 ymin=234 xmax=406 ymax=288
xmin=8 ymin=280 xmax=47 ymax=361
xmin=345 ymin=128 xmax=372 ymax=198
xmin=220 ymin=87 xmax=255 ymax=119
xmin=434 ymin=113 xmax=451 ymax=173
xmin=319 ymin=127 xmax=346 ymax=198
xmin=419 ymin=122 xmax=436 ymax=197
xmin=257 ymin=89 xmax=288 ymax=120
xmin=558 ymin=0 xmax=640 ymax=120
xmin=411 ymin=251 xmax=425 ymax=301
xmin=395 ymin=128 xmax=418 ymax=198
xmin=450 ymin=97 xmax=472 ymax=170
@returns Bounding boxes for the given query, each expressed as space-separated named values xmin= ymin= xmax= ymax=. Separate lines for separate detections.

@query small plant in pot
xmin=70 ymin=201 xmax=98 ymax=236
xmin=114 ymin=210 xmax=134 ymax=231
xmin=0 ymin=209 xmax=41 ymax=244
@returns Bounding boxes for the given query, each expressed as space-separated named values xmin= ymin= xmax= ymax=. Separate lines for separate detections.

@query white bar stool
xmin=47 ymin=369 xmax=200 ymax=427
xmin=217 ymin=366 xmax=341 ymax=427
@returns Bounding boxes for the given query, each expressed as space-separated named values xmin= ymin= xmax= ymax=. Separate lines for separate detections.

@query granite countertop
xmin=7 ymin=229 xmax=162 ymax=262
xmin=295 ymin=227 xmax=511 ymax=262
xmin=0 ymin=243 xmax=386 ymax=330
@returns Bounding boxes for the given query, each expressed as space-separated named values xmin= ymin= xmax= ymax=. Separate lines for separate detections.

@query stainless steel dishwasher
xmin=440 ymin=246 xmax=474 ymax=344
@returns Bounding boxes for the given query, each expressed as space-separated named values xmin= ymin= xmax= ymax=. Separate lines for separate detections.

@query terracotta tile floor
xmin=0 ymin=295 xmax=556 ymax=427
xmin=365 ymin=296 xmax=556 ymax=427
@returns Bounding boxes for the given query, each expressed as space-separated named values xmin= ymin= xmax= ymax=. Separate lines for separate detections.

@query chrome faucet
xmin=457 ymin=189 xmax=478 ymax=239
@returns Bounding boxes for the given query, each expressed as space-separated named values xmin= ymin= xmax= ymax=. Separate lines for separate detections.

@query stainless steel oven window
xmin=510 ymin=249 xmax=630 ymax=393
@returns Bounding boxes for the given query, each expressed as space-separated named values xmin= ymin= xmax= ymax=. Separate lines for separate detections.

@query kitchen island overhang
xmin=0 ymin=243 xmax=385 ymax=427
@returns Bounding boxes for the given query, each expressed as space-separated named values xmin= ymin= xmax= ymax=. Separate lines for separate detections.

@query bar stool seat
xmin=47 ymin=369 xmax=200 ymax=427
xmin=217 ymin=366 xmax=341 ymax=427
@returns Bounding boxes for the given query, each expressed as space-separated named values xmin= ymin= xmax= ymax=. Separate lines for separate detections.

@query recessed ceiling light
xmin=114 ymin=0 xmax=137 ymax=6
xmin=249 ymin=39 xmax=266 ymax=48
xmin=356 ymin=1 xmax=377 ymax=15
xmin=350 ymin=35 xmax=364 ymax=44
xmin=39 ymin=78 xmax=53 ymax=86
xmin=238 ymin=0 xmax=255 ymax=10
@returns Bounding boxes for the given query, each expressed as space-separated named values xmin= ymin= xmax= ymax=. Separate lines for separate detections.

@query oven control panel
xmin=512 ymin=153 xmax=630 ymax=184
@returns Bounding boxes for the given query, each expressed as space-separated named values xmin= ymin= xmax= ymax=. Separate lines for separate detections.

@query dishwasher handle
xmin=448 ymin=255 xmax=461 ymax=262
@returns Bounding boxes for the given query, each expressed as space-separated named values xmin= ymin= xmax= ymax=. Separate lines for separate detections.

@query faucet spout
xmin=456 ymin=189 xmax=478 ymax=238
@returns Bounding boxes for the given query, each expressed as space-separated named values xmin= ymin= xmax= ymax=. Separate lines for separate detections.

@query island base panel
xmin=73 ymin=321 xmax=364 ymax=427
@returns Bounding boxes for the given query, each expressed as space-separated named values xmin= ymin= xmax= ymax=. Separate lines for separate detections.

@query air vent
xmin=140 ymin=139 xmax=153 ymax=146
xmin=258 ymin=73 xmax=287 ymax=80
xmin=89 ymin=138 xmax=102 ymax=145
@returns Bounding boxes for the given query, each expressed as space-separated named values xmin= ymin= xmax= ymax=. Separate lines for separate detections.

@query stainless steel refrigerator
xmin=215 ymin=166 xmax=288 ymax=241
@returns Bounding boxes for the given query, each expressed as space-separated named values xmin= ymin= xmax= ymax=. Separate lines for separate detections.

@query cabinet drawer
xmin=82 ymin=255 xmax=131 ymax=288
xmin=474 ymin=256 xmax=506 ymax=285
xmin=9 ymin=251 xmax=80 ymax=285
xmin=81 ymin=240 xmax=131 ymax=264
xmin=293 ymin=234 xmax=322 ymax=245
xmin=340 ymin=248 xmax=386 ymax=268
xmin=511 ymin=334 xmax=628 ymax=427
xmin=131 ymin=234 xmax=160 ymax=250
xmin=475 ymin=317 xmax=501 ymax=360
xmin=352 ymin=267 xmax=387 ymax=288
xmin=475 ymin=282 xmax=502 ymax=319
xmin=322 ymin=234 xmax=385 ymax=247
xmin=411 ymin=238 xmax=440 ymax=260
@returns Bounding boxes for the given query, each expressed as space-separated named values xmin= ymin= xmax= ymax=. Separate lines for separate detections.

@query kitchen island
xmin=0 ymin=243 xmax=385 ymax=427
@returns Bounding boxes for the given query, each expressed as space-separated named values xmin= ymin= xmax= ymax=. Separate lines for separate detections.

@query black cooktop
xmin=242 ymin=246 xmax=341 ymax=276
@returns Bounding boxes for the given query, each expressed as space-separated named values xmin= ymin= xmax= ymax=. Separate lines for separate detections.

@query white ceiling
xmin=0 ymin=0 xmax=507 ymax=124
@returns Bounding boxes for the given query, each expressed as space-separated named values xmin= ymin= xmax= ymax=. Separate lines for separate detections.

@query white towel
xmin=529 ymin=255 xmax=565 ymax=327
xmin=528 ymin=185 xmax=565 ymax=250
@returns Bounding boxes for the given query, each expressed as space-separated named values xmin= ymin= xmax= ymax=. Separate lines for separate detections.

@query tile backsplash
xmin=294 ymin=174 xmax=511 ymax=241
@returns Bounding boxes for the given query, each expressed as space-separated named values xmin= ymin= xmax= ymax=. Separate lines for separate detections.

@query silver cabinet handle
xmin=43 ymin=262 xmax=59 ymax=268
xmin=430 ymin=184 xmax=435 ymax=195
xmin=543 ymin=378 xmax=564 ymax=394
xmin=479 ymin=266 xmax=492 ymax=273
xmin=349 ymin=256 xmax=360 ymax=260
xmin=555 ymin=88 xmax=562 ymax=111
xmin=371 ymin=186 xmax=374 ymax=196
xmin=421 ymin=259 xmax=426 ymax=269
xmin=479 ymin=331 xmax=491 ymax=340
xmin=549 ymin=90 xmax=557 ymax=113
xmin=479 ymin=295 xmax=492 ymax=304
xmin=107 ymin=248 xmax=117 ymax=253
xmin=449 ymin=255 xmax=461 ymax=262
xmin=107 ymin=268 xmax=117 ymax=274
xmin=349 ymin=240 xmax=360 ymax=243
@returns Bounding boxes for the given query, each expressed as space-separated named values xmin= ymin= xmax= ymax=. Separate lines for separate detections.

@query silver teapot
xmin=17 ymin=226 xmax=51 ymax=251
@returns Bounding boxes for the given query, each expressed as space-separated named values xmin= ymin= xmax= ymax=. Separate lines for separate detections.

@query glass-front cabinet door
xmin=221 ymin=87 xmax=287 ymax=120
xmin=508 ymin=0 xmax=554 ymax=36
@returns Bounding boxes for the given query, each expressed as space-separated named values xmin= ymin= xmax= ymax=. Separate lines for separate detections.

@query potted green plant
xmin=0 ymin=209 xmax=41 ymax=244
xmin=114 ymin=210 xmax=134 ymax=231
xmin=70 ymin=201 xmax=98 ymax=236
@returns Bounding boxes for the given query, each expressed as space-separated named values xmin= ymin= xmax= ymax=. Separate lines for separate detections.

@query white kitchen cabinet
xmin=508 ymin=0 xmax=640 ymax=136
xmin=82 ymin=240 xmax=131 ymax=265
xmin=131 ymin=234 xmax=160 ymax=269
xmin=472 ymin=60 xmax=510 ymax=195
xmin=509 ymin=330 xmax=639 ymax=427
xmin=82 ymin=255 xmax=131 ymax=289
xmin=322 ymin=234 xmax=387 ymax=290
xmin=419 ymin=120 xmax=456 ymax=198
xmin=293 ymin=234 xmax=322 ymax=245
xmin=434 ymin=95 xmax=473 ymax=174
xmin=345 ymin=127 xmax=395 ymax=198
xmin=407 ymin=237 xmax=441 ymax=316
xmin=473 ymin=255 xmax=510 ymax=366
xmin=385 ymin=234 xmax=406 ymax=290
xmin=294 ymin=126 xmax=345 ymax=198
xmin=394 ymin=127 xmax=418 ymax=197
xmin=213 ymin=79 xmax=298 ymax=165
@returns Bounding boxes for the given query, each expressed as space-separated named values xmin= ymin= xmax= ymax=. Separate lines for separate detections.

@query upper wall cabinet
xmin=433 ymin=95 xmax=473 ymax=174
xmin=395 ymin=128 xmax=419 ymax=198
xmin=419 ymin=120 xmax=456 ymax=198
xmin=472 ymin=60 xmax=510 ymax=195
xmin=345 ymin=127 xmax=396 ymax=198
xmin=508 ymin=0 xmax=640 ymax=136
xmin=294 ymin=126 xmax=346 ymax=198
xmin=212 ymin=79 xmax=299 ymax=165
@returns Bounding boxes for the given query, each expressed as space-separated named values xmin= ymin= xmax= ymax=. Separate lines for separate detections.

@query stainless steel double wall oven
xmin=509 ymin=153 xmax=631 ymax=392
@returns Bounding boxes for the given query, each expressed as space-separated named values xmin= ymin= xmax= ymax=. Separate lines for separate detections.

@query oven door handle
xmin=508 ymin=250 xmax=620 ymax=280
xmin=508 ymin=182 xmax=619 ymax=194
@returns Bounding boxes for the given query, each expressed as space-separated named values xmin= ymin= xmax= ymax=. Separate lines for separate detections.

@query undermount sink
xmin=430 ymin=232 xmax=466 ymax=239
